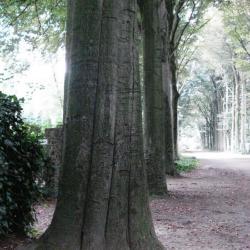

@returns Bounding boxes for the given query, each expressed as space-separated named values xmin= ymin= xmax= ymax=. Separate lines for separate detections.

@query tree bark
xmin=20 ymin=1 xmax=163 ymax=249
xmin=162 ymin=2 xmax=178 ymax=175
xmin=165 ymin=1 xmax=180 ymax=162
xmin=171 ymin=57 xmax=180 ymax=160
xmin=162 ymin=57 xmax=177 ymax=175
xmin=140 ymin=0 xmax=168 ymax=195
xmin=240 ymin=75 xmax=247 ymax=153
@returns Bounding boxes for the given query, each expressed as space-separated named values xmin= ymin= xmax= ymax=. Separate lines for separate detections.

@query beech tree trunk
xmin=171 ymin=63 xmax=180 ymax=160
xmin=164 ymin=1 xmax=180 ymax=162
xmin=166 ymin=48 xmax=179 ymax=160
xmin=140 ymin=0 xmax=168 ymax=195
xmin=21 ymin=1 xmax=163 ymax=249
xmin=163 ymin=58 xmax=176 ymax=175
xmin=161 ymin=1 xmax=177 ymax=175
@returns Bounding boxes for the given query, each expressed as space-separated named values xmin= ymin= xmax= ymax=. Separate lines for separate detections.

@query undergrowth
xmin=175 ymin=157 xmax=199 ymax=173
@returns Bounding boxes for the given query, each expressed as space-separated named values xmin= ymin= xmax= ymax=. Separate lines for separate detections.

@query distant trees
xmin=223 ymin=0 xmax=250 ymax=152
xmin=165 ymin=0 xmax=212 ymax=160
xmin=139 ymin=0 xmax=213 ymax=186
xmin=179 ymin=3 xmax=250 ymax=153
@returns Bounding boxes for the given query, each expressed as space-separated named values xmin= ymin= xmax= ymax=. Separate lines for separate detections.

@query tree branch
xmin=234 ymin=27 xmax=250 ymax=59
xmin=174 ymin=0 xmax=196 ymax=50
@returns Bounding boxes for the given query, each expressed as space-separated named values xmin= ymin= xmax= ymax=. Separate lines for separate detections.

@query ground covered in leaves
xmin=1 ymin=152 xmax=250 ymax=249
xmin=152 ymin=152 xmax=250 ymax=249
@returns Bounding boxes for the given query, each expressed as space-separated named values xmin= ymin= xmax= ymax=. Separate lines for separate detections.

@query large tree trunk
xmin=140 ymin=0 xmax=168 ymax=195
xmin=21 ymin=1 xmax=163 ymax=249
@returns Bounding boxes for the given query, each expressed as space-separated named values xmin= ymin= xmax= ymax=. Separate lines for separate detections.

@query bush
xmin=0 ymin=92 xmax=46 ymax=236
xmin=175 ymin=157 xmax=199 ymax=173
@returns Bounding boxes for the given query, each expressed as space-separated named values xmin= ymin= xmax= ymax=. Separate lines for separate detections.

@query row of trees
xmin=0 ymin=0 xmax=231 ymax=249
xmin=0 ymin=0 xmax=215 ymax=195
xmin=140 ymin=0 xmax=216 ymax=192
xmin=179 ymin=1 xmax=250 ymax=153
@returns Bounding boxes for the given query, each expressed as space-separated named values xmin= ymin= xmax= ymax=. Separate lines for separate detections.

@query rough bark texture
xmin=170 ymin=55 xmax=179 ymax=160
xmin=44 ymin=128 xmax=63 ymax=197
xmin=161 ymin=1 xmax=179 ymax=174
xmin=164 ymin=1 xmax=180 ymax=163
xmin=162 ymin=58 xmax=176 ymax=176
xmin=19 ymin=0 xmax=163 ymax=249
xmin=140 ymin=0 xmax=168 ymax=195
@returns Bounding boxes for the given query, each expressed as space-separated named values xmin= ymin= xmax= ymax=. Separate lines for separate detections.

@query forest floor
xmin=1 ymin=151 xmax=250 ymax=249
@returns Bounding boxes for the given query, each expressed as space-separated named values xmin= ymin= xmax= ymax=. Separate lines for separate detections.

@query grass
xmin=175 ymin=156 xmax=199 ymax=173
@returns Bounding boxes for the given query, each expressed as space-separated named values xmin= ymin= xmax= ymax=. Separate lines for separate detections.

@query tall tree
xmin=20 ymin=0 xmax=163 ymax=249
xmin=139 ymin=0 xmax=168 ymax=194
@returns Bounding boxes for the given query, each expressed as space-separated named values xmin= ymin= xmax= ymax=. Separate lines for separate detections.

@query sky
xmin=0 ymin=45 xmax=65 ymax=127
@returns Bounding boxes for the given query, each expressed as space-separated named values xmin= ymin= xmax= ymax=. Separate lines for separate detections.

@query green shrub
xmin=175 ymin=157 xmax=199 ymax=173
xmin=0 ymin=92 xmax=46 ymax=236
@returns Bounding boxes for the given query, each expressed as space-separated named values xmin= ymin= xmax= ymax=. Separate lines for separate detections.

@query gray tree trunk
xmin=169 ymin=53 xmax=179 ymax=160
xmin=161 ymin=2 xmax=177 ymax=175
xmin=163 ymin=58 xmax=177 ymax=175
xmin=164 ymin=1 xmax=179 ymax=162
xmin=140 ymin=0 xmax=168 ymax=195
xmin=20 ymin=1 xmax=163 ymax=249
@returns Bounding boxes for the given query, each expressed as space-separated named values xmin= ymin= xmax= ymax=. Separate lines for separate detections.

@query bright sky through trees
xmin=0 ymin=44 xmax=65 ymax=126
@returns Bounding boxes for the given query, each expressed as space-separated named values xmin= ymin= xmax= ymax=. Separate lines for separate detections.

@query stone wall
xmin=44 ymin=127 xmax=63 ymax=197
xmin=45 ymin=127 xmax=63 ymax=165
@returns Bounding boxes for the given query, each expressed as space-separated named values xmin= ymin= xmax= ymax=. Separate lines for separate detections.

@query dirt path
xmin=2 ymin=152 xmax=250 ymax=249
xmin=152 ymin=152 xmax=250 ymax=250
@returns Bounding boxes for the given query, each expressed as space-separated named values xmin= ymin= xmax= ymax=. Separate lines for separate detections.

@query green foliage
xmin=0 ymin=91 xmax=47 ymax=236
xmin=0 ymin=0 xmax=66 ymax=54
xmin=175 ymin=157 xmax=199 ymax=172
xmin=222 ymin=0 xmax=250 ymax=72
